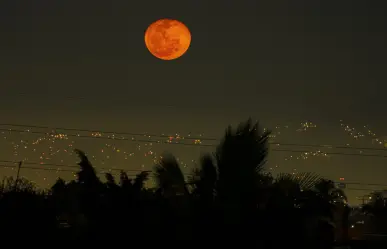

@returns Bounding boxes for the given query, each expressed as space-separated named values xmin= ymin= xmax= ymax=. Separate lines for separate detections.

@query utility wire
xmin=0 ymin=164 xmax=148 ymax=177
xmin=2 ymin=127 xmax=387 ymax=158
xmin=0 ymin=160 xmax=148 ymax=173
xmin=1 ymin=128 xmax=387 ymax=159
xmin=0 ymin=164 xmax=383 ymax=192
xmin=0 ymin=160 xmax=386 ymax=189
xmin=1 ymin=124 xmax=387 ymax=191
xmin=1 ymin=123 xmax=387 ymax=152
xmin=0 ymin=123 xmax=218 ymax=141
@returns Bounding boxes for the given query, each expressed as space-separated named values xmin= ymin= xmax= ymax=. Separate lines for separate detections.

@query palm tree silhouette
xmin=362 ymin=191 xmax=387 ymax=235
xmin=105 ymin=173 xmax=116 ymax=185
xmin=133 ymin=171 xmax=150 ymax=193
xmin=273 ymin=175 xmax=348 ymax=248
xmin=154 ymin=152 xmax=189 ymax=197
xmin=0 ymin=118 xmax=356 ymax=246
xmin=152 ymin=152 xmax=194 ymax=242
xmin=190 ymin=153 xmax=217 ymax=204
xmin=215 ymin=119 xmax=270 ymax=225
xmin=119 ymin=171 xmax=132 ymax=190
xmin=74 ymin=149 xmax=101 ymax=187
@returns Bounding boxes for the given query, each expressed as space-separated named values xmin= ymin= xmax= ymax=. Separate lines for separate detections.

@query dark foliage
xmin=0 ymin=119 xmax=352 ymax=248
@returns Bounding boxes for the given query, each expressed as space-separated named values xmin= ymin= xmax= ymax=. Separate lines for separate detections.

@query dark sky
xmin=0 ymin=0 xmax=386 ymax=204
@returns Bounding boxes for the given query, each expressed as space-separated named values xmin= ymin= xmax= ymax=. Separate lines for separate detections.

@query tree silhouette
xmin=188 ymin=153 xmax=218 ymax=246
xmin=0 ymin=177 xmax=55 ymax=242
xmin=73 ymin=149 xmax=104 ymax=237
xmin=74 ymin=149 xmax=100 ymax=187
xmin=1 ymin=176 xmax=36 ymax=193
xmin=152 ymin=152 xmax=194 ymax=242
xmin=312 ymin=179 xmax=347 ymax=224
xmin=190 ymin=153 xmax=217 ymax=204
xmin=119 ymin=170 xmax=132 ymax=189
xmin=0 ymin=119 xmax=357 ymax=247
xmin=215 ymin=119 xmax=270 ymax=226
xmin=105 ymin=173 xmax=116 ymax=186
xmin=363 ymin=191 xmax=387 ymax=216
xmin=133 ymin=171 xmax=149 ymax=193
xmin=154 ymin=152 xmax=188 ymax=197
xmin=362 ymin=190 xmax=387 ymax=235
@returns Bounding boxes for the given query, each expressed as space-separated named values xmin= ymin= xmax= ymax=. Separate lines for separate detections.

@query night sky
xmin=0 ymin=0 xmax=386 ymax=204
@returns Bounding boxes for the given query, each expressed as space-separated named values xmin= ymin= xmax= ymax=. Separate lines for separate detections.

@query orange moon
xmin=144 ymin=19 xmax=191 ymax=60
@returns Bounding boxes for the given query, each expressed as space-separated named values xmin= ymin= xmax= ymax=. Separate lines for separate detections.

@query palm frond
xmin=276 ymin=172 xmax=322 ymax=191
xmin=105 ymin=173 xmax=115 ymax=185
xmin=133 ymin=171 xmax=149 ymax=191
xmin=74 ymin=149 xmax=100 ymax=186
xmin=189 ymin=153 xmax=217 ymax=200
xmin=119 ymin=170 xmax=132 ymax=188
xmin=154 ymin=152 xmax=187 ymax=196
xmin=216 ymin=118 xmax=270 ymax=185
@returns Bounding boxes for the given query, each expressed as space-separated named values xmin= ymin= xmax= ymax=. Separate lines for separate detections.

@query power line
xmin=0 ymin=127 xmax=215 ymax=145
xmin=1 ymin=128 xmax=387 ymax=159
xmin=1 ymin=124 xmax=387 ymax=189
xmin=0 ymin=160 xmax=148 ymax=173
xmin=0 ymin=164 xmax=383 ymax=193
xmin=0 ymin=164 xmax=148 ymax=177
xmin=2 ymin=123 xmax=387 ymax=152
xmin=341 ymin=182 xmax=387 ymax=187
xmin=0 ymin=124 xmax=387 ymax=152
xmin=347 ymin=188 xmax=384 ymax=192
xmin=0 ymin=159 xmax=386 ymax=189
xmin=1 ymin=164 xmax=386 ymax=195
xmin=0 ymin=123 xmax=216 ymax=141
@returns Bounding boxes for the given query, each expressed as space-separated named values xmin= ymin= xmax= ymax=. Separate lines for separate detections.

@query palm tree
xmin=362 ymin=191 xmax=387 ymax=235
xmin=186 ymin=118 xmax=268 ymax=247
xmin=50 ymin=178 xmax=68 ymax=209
xmin=132 ymin=171 xmax=150 ymax=193
xmin=215 ymin=118 xmax=270 ymax=224
xmin=188 ymin=153 xmax=218 ymax=245
xmin=154 ymin=152 xmax=188 ymax=197
xmin=363 ymin=191 xmax=387 ymax=216
xmin=105 ymin=173 xmax=118 ymax=189
xmin=189 ymin=153 xmax=217 ymax=205
xmin=51 ymin=178 xmax=66 ymax=194
xmin=298 ymin=178 xmax=349 ymax=247
xmin=74 ymin=149 xmax=101 ymax=188
xmin=152 ymin=152 xmax=193 ymax=242
xmin=314 ymin=179 xmax=345 ymax=201
xmin=312 ymin=179 xmax=348 ymax=223
xmin=119 ymin=170 xmax=132 ymax=190
xmin=272 ymin=172 xmax=322 ymax=208
xmin=73 ymin=149 xmax=104 ymax=233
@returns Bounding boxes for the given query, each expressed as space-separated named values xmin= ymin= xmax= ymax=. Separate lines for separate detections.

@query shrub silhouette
xmin=0 ymin=119 xmax=353 ymax=248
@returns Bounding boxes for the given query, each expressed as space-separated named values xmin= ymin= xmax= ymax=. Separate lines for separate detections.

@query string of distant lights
xmin=1 ymin=123 xmax=387 ymax=152
xmin=0 ymin=123 xmax=309 ymax=142
xmin=0 ymin=123 xmax=385 ymax=175
xmin=2 ymin=128 xmax=387 ymax=160
xmin=0 ymin=122 xmax=386 ymax=190
xmin=0 ymin=122 xmax=327 ymax=172
xmin=340 ymin=120 xmax=387 ymax=147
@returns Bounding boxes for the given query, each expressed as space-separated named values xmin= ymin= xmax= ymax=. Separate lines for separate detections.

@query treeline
xmin=0 ymin=119 xmax=350 ymax=248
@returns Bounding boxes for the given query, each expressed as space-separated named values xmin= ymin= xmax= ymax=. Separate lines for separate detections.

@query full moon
xmin=145 ymin=19 xmax=191 ymax=60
